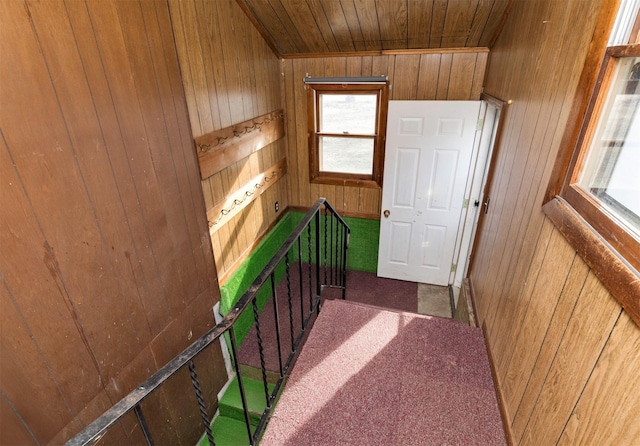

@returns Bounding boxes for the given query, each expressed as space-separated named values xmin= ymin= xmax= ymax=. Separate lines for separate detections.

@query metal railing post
xmin=315 ymin=206 xmax=321 ymax=312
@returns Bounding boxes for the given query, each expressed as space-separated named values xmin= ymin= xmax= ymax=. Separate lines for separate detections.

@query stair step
xmin=199 ymin=416 xmax=252 ymax=446
xmin=219 ymin=375 xmax=276 ymax=427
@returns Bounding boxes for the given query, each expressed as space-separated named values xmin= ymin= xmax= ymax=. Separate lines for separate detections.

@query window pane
xmin=319 ymin=94 xmax=377 ymax=134
xmin=319 ymin=137 xmax=374 ymax=175
xmin=579 ymin=57 xmax=640 ymax=237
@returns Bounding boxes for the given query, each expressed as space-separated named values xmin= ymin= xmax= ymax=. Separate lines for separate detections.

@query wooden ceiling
xmin=237 ymin=0 xmax=513 ymax=57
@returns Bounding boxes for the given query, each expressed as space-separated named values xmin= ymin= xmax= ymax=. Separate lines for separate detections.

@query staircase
xmin=199 ymin=372 xmax=278 ymax=446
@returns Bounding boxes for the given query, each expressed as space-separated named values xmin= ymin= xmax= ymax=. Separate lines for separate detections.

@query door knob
xmin=383 ymin=210 xmax=390 ymax=218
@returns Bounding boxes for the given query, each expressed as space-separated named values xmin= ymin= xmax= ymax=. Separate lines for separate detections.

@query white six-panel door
xmin=377 ymin=101 xmax=481 ymax=285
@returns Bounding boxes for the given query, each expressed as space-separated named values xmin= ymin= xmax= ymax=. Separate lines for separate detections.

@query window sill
xmin=543 ymin=196 xmax=640 ymax=326
xmin=310 ymin=176 xmax=381 ymax=189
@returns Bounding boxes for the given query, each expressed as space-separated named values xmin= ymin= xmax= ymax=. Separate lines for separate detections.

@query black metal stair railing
xmin=66 ymin=198 xmax=350 ymax=446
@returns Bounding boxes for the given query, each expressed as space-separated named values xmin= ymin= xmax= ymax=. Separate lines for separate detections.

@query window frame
xmin=544 ymin=9 xmax=640 ymax=325
xmin=561 ymin=44 xmax=640 ymax=270
xmin=306 ymin=82 xmax=389 ymax=188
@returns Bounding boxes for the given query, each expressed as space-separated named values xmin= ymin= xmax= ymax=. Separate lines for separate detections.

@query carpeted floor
xmin=236 ymin=267 xmax=418 ymax=372
xmin=260 ymin=299 xmax=506 ymax=445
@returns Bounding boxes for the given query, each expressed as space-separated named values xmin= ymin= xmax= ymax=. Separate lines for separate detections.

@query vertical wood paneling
xmin=510 ymin=254 xmax=590 ymax=437
xmin=0 ymin=1 xmax=221 ymax=443
xmin=558 ymin=311 xmax=640 ymax=445
xmin=284 ymin=50 xmax=487 ymax=216
xmin=519 ymin=272 xmax=621 ymax=444
xmin=500 ymin=230 xmax=576 ymax=406
xmin=471 ymin=0 xmax=640 ymax=443
xmin=169 ymin=0 xmax=287 ymax=280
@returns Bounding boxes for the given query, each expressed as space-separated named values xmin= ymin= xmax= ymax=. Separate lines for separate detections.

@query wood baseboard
xmin=467 ymin=277 xmax=514 ymax=446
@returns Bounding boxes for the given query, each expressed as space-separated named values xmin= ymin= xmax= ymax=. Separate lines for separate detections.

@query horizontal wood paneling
xmin=169 ymin=0 xmax=288 ymax=280
xmin=284 ymin=51 xmax=488 ymax=216
xmin=195 ymin=109 xmax=285 ymax=180
xmin=470 ymin=0 xmax=640 ymax=443
xmin=0 ymin=1 xmax=222 ymax=443
xmin=238 ymin=0 xmax=512 ymax=56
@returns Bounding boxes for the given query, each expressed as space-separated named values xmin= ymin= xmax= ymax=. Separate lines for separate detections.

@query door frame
xmin=465 ymin=93 xmax=508 ymax=278
xmin=450 ymin=96 xmax=505 ymax=286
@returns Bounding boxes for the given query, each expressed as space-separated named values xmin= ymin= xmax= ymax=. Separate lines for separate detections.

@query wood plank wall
xmin=470 ymin=0 xmax=640 ymax=443
xmin=283 ymin=51 xmax=488 ymax=217
xmin=0 ymin=1 xmax=226 ymax=444
xmin=168 ymin=0 xmax=288 ymax=282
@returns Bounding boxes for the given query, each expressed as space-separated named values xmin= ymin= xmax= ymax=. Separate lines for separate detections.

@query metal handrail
xmin=66 ymin=198 xmax=350 ymax=446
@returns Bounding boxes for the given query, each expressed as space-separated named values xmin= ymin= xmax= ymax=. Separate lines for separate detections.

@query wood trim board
xmin=195 ymin=109 xmax=285 ymax=180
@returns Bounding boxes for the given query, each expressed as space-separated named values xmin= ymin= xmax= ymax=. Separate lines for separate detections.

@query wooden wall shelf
xmin=195 ymin=109 xmax=285 ymax=180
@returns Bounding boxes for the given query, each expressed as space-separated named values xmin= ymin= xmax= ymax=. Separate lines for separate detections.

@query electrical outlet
xmin=275 ymin=201 xmax=279 ymax=212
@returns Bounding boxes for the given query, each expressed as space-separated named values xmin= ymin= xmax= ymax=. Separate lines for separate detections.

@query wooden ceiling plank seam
xmin=235 ymin=0 xmax=282 ymax=57
xmin=374 ymin=0 xmax=408 ymax=50
xmin=271 ymin=0 xmax=312 ymax=53
xmin=441 ymin=0 xmax=478 ymax=48
xmin=353 ymin=0 xmax=383 ymax=51
xmin=463 ymin=0 xmax=484 ymax=47
xmin=319 ymin=0 xmax=357 ymax=52
xmin=339 ymin=0 xmax=368 ymax=51
xmin=241 ymin=0 xmax=295 ymax=55
xmin=305 ymin=0 xmax=341 ymax=52
xmin=487 ymin=0 xmax=516 ymax=48
xmin=280 ymin=0 xmax=329 ymax=53
xmin=407 ymin=0 xmax=432 ymax=49
xmin=405 ymin=0 xmax=409 ymax=48
xmin=429 ymin=0 xmax=448 ymax=48
xmin=373 ymin=0 xmax=384 ymax=49
xmin=428 ymin=0 xmax=436 ymax=48
xmin=467 ymin=0 xmax=496 ymax=47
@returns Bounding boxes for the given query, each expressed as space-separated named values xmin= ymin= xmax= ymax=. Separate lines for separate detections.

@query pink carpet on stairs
xmin=260 ymin=299 xmax=506 ymax=446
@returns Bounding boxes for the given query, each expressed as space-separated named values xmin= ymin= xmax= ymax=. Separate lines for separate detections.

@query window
xmin=306 ymin=78 xmax=388 ymax=188
xmin=557 ymin=46 xmax=640 ymax=271
xmin=544 ymin=4 xmax=640 ymax=321
xmin=578 ymin=55 xmax=640 ymax=234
